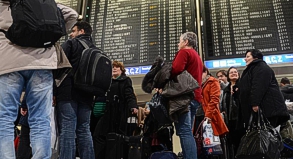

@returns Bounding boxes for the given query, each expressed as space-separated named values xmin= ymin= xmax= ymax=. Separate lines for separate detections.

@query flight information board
xmin=56 ymin=0 xmax=81 ymax=43
xmin=89 ymin=0 xmax=195 ymax=66
xmin=203 ymin=0 xmax=293 ymax=60
xmin=56 ymin=0 xmax=79 ymax=11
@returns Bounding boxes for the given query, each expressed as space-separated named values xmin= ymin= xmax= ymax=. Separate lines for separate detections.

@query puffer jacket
xmin=154 ymin=64 xmax=199 ymax=122
xmin=0 ymin=2 xmax=78 ymax=76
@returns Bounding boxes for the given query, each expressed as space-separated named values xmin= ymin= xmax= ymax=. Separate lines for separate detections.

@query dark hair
xmin=112 ymin=60 xmax=126 ymax=75
xmin=181 ymin=32 xmax=198 ymax=49
xmin=73 ymin=21 xmax=92 ymax=35
xmin=245 ymin=49 xmax=263 ymax=60
xmin=203 ymin=65 xmax=210 ymax=75
xmin=281 ymin=77 xmax=290 ymax=85
xmin=227 ymin=66 xmax=240 ymax=82
xmin=216 ymin=70 xmax=227 ymax=77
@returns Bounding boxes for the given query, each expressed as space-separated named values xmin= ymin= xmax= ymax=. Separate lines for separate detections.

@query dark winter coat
xmin=141 ymin=63 xmax=162 ymax=93
xmin=280 ymin=85 xmax=293 ymax=102
xmin=96 ymin=74 xmax=138 ymax=136
xmin=154 ymin=64 xmax=198 ymax=122
xmin=55 ymin=34 xmax=94 ymax=104
xmin=221 ymin=81 xmax=242 ymax=128
xmin=239 ymin=59 xmax=289 ymax=127
xmin=141 ymin=57 xmax=164 ymax=93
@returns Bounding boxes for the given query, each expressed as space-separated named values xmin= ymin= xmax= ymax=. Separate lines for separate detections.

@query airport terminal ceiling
xmin=56 ymin=0 xmax=293 ymax=66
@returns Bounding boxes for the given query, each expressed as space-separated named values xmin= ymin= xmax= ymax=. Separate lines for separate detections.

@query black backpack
xmin=0 ymin=0 xmax=66 ymax=48
xmin=74 ymin=39 xmax=112 ymax=96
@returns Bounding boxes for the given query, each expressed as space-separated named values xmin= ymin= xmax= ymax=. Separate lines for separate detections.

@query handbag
xmin=194 ymin=120 xmax=204 ymax=156
xmin=194 ymin=120 xmax=223 ymax=156
xmin=202 ymin=120 xmax=223 ymax=155
xmin=236 ymin=109 xmax=283 ymax=159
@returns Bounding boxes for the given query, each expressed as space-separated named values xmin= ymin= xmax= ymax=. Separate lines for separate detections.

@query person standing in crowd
xmin=170 ymin=32 xmax=203 ymax=159
xmin=280 ymin=77 xmax=293 ymax=102
xmin=199 ymin=65 xmax=228 ymax=157
xmin=16 ymin=99 xmax=32 ymax=159
xmin=239 ymin=49 xmax=289 ymax=128
xmin=93 ymin=61 xmax=138 ymax=159
xmin=216 ymin=70 xmax=229 ymax=110
xmin=55 ymin=21 xmax=95 ymax=159
xmin=0 ymin=1 xmax=78 ymax=159
xmin=221 ymin=66 xmax=244 ymax=158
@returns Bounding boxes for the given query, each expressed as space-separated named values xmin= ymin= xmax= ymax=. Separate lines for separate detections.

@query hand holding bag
xmin=202 ymin=120 xmax=223 ymax=155
xmin=236 ymin=109 xmax=283 ymax=159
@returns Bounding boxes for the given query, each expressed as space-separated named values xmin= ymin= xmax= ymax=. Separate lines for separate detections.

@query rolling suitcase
xmin=105 ymin=133 xmax=128 ymax=159
xmin=128 ymin=135 xmax=142 ymax=159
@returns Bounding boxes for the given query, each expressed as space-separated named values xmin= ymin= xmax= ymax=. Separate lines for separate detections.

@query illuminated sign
xmin=205 ymin=53 xmax=293 ymax=69
xmin=125 ymin=66 xmax=151 ymax=75
xmin=125 ymin=53 xmax=293 ymax=75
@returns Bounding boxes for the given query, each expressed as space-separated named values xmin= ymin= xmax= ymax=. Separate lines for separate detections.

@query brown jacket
xmin=202 ymin=76 xmax=229 ymax=136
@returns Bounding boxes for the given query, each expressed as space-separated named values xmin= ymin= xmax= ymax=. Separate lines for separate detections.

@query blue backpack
xmin=150 ymin=151 xmax=177 ymax=159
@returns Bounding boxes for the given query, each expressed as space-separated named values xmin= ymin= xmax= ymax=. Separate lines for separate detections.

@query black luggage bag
xmin=105 ymin=133 xmax=128 ymax=159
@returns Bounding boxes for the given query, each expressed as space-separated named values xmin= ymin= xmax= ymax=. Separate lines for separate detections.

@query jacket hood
xmin=281 ymin=84 xmax=293 ymax=93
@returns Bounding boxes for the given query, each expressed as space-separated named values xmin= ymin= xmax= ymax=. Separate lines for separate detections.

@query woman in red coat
xmin=201 ymin=65 xmax=228 ymax=136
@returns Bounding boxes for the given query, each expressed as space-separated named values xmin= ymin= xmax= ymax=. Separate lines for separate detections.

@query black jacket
xmin=239 ymin=59 xmax=289 ymax=126
xmin=55 ymin=34 xmax=94 ymax=104
xmin=280 ymin=85 xmax=293 ymax=102
xmin=97 ymin=74 xmax=138 ymax=135
xmin=221 ymin=81 xmax=242 ymax=128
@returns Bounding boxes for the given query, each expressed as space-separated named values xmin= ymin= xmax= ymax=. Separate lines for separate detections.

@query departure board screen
xmin=203 ymin=0 xmax=293 ymax=60
xmin=89 ymin=0 xmax=195 ymax=66
xmin=56 ymin=0 xmax=79 ymax=11
xmin=56 ymin=0 xmax=81 ymax=43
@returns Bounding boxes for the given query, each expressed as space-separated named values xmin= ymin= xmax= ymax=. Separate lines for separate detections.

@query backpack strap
xmin=76 ymin=38 xmax=90 ymax=49
xmin=0 ymin=29 xmax=6 ymax=34
xmin=76 ymin=38 xmax=105 ymax=54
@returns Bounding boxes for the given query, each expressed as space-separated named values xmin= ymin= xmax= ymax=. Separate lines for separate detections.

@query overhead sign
xmin=125 ymin=65 xmax=152 ymax=75
xmin=125 ymin=53 xmax=293 ymax=75
xmin=205 ymin=53 xmax=293 ymax=69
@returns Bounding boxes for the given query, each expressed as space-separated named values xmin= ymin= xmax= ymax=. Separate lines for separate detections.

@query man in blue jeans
xmin=171 ymin=32 xmax=203 ymax=159
xmin=55 ymin=21 xmax=95 ymax=159
xmin=0 ymin=1 xmax=78 ymax=159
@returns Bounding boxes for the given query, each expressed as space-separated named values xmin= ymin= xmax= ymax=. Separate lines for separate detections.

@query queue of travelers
xmin=0 ymin=1 xmax=292 ymax=159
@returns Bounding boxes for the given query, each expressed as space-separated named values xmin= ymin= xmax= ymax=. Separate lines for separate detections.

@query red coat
xmin=171 ymin=49 xmax=203 ymax=103
xmin=201 ymin=76 xmax=229 ymax=136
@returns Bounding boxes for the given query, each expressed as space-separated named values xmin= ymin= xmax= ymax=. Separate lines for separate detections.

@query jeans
xmin=175 ymin=100 xmax=200 ymax=159
xmin=57 ymin=100 xmax=94 ymax=159
xmin=0 ymin=70 xmax=52 ymax=159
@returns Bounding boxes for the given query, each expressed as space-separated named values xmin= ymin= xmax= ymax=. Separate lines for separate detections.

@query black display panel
xmin=203 ymin=0 xmax=293 ymax=60
xmin=56 ymin=0 xmax=80 ymax=11
xmin=56 ymin=0 xmax=81 ymax=43
xmin=89 ymin=0 xmax=195 ymax=66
